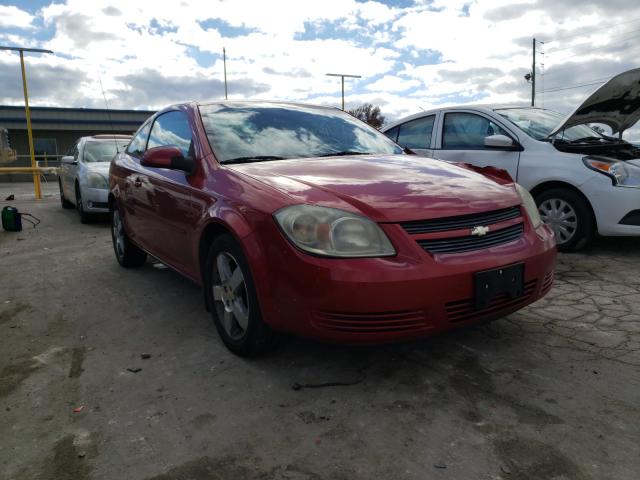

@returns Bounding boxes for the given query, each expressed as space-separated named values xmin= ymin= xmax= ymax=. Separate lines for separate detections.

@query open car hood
xmin=548 ymin=67 xmax=640 ymax=138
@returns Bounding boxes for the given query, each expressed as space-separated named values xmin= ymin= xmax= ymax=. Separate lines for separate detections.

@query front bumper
xmin=250 ymin=219 xmax=557 ymax=344
xmin=81 ymin=187 xmax=109 ymax=213
xmin=581 ymin=175 xmax=640 ymax=236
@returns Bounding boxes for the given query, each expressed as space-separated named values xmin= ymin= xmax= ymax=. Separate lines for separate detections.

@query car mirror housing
xmin=61 ymin=155 xmax=77 ymax=165
xmin=141 ymin=146 xmax=195 ymax=174
xmin=484 ymin=134 xmax=520 ymax=150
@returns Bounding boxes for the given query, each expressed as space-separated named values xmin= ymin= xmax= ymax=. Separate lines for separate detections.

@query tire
xmin=75 ymin=186 xmax=92 ymax=224
xmin=110 ymin=206 xmax=147 ymax=268
xmin=59 ymin=179 xmax=74 ymax=209
xmin=535 ymin=187 xmax=594 ymax=252
xmin=204 ymin=234 xmax=278 ymax=356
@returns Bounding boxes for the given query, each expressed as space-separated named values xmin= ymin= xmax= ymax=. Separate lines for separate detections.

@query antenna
xmin=97 ymin=70 xmax=121 ymax=153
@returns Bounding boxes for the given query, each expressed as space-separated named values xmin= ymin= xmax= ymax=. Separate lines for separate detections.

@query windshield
xmin=199 ymin=103 xmax=402 ymax=163
xmin=83 ymin=140 xmax=129 ymax=162
xmin=496 ymin=108 xmax=603 ymax=142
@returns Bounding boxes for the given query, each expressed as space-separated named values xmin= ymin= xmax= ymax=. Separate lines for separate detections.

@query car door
xmin=388 ymin=114 xmax=438 ymax=157
xmin=121 ymin=121 xmax=153 ymax=248
xmin=142 ymin=110 xmax=197 ymax=271
xmin=433 ymin=110 xmax=521 ymax=180
xmin=62 ymin=142 xmax=80 ymax=199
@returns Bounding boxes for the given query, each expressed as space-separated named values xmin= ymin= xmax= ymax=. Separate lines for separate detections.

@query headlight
xmin=515 ymin=183 xmax=542 ymax=228
xmin=583 ymin=156 xmax=640 ymax=187
xmin=86 ymin=172 xmax=108 ymax=189
xmin=274 ymin=205 xmax=396 ymax=257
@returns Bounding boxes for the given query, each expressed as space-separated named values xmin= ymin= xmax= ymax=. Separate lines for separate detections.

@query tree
xmin=348 ymin=104 xmax=386 ymax=129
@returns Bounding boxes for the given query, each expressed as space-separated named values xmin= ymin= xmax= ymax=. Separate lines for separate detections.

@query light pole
xmin=0 ymin=46 xmax=54 ymax=200
xmin=326 ymin=73 xmax=361 ymax=110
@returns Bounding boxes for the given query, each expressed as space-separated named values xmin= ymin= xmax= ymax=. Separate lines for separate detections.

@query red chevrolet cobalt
xmin=109 ymin=101 xmax=556 ymax=356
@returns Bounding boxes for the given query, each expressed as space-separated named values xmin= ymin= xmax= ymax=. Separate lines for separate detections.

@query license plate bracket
xmin=474 ymin=263 xmax=524 ymax=310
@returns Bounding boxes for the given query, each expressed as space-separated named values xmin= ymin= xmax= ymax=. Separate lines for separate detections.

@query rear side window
xmin=127 ymin=122 xmax=151 ymax=157
xmin=384 ymin=126 xmax=399 ymax=142
xmin=147 ymin=111 xmax=193 ymax=157
xmin=442 ymin=113 xmax=509 ymax=149
xmin=397 ymin=115 xmax=435 ymax=149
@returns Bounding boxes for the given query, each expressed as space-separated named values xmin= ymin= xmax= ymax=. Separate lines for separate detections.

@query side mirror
xmin=61 ymin=155 xmax=77 ymax=165
xmin=484 ymin=134 xmax=521 ymax=150
xmin=141 ymin=146 xmax=195 ymax=175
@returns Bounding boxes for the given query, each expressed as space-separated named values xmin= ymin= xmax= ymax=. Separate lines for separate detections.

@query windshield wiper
xmin=316 ymin=151 xmax=372 ymax=157
xmin=565 ymin=136 xmax=611 ymax=144
xmin=221 ymin=155 xmax=288 ymax=165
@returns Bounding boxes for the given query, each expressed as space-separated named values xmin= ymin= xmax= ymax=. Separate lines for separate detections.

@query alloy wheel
xmin=112 ymin=209 xmax=125 ymax=259
xmin=212 ymin=252 xmax=250 ymax=340
xmin=538 ymin=198 xmax=578 ymax=245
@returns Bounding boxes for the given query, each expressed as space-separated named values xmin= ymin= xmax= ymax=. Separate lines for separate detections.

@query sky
xmin=1 ymin=0 xmax=640 ymax=134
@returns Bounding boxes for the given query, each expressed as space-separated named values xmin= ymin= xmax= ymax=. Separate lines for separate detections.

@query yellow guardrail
xmin=0 ymin=166 xmax=58 ymax=173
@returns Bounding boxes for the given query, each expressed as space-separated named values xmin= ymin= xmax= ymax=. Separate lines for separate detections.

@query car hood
xmin=227 ymin=154 xmax=520 ymax=223
xmin=548 ymin=67 xmax=640 ymax=137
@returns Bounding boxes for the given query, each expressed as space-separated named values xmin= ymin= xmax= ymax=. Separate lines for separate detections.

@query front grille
xmin=400 ymin=206 xmax=521 ymax=234
xmin=313 ymin=310 xmax=427 ymax=333
xmin=417 ymin=223 xmax=524 ymax=254
xmin=445 ymin=279 xmax=537 ymax=323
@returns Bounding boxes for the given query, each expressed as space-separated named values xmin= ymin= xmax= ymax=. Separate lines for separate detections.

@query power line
xmin=544 ymin=27 xmax=640 ymax=55
xmin=543 ymin=30 xmax=640 ymax=66
xmin=540 ymin=79 xmax=608 ymax=94
xmin=542 ymin=17 xmax=640 ymax=44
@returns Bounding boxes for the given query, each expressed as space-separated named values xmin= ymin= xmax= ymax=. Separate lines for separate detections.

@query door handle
xmin=134 ymin=177 xmax=142 ymax=188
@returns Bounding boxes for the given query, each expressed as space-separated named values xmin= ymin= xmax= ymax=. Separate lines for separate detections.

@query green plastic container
xmin=1 ymin=206 xmax=22 ymax=232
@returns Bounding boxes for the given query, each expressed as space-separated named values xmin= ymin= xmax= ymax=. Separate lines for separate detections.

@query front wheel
xmin=111 ymin=206 xmax=147 ymax=268
xmin=59 ymin=179 xmax=73 ymax=209
xmin=205 ymin=234 xmax=278 ymax=356
xmin=536 ymin=188 xmax=594 ymax=252
xmin=75 ymin=187 xmax=92 ymax=224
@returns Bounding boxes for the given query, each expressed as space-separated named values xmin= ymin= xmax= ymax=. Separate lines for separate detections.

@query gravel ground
xmin=1 ymin=182 xmax=639 ymax=480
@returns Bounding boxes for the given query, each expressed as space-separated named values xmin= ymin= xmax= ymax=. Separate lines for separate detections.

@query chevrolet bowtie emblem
xmin=471 ymin=226 xmax=490 ymax=237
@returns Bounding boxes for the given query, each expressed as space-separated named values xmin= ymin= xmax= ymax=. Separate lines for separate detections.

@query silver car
xmin=59 ymin=134 xmax=131 ymax=222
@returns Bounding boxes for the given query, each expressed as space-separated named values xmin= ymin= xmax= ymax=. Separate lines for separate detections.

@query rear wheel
xmin=59 ymin=179 xmax=73 ymax=209
xmin=111 ymin=206 xmax=147 ymax=268
xmin=205 ymin=234 xmax=278 ymax=356
xmin=75 ymin=186 xmax=92 ymax=224
xmin=536 ymin=188 xmax=594 ymax=252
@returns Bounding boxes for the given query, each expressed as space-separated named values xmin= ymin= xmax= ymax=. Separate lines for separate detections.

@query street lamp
xmin=326 ymin=73 xmax=361 ymax=111
xmin=0 ymin=46 xmax=54 ymax=200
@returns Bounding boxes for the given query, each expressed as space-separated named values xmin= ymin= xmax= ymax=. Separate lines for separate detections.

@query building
xmin=0 ymin=105 xmax=153 ymax=181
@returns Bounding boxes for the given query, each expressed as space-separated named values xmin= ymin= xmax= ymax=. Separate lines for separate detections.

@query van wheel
xmin=111 ymin=206 xmax=147 ymax=267
xmin=536 ymin=188 xmax=594 ymax=252
xmin=59 ymin=179 xmax=73 ymax=209
xmin=205 ymin=234 xmax=278 ymax=356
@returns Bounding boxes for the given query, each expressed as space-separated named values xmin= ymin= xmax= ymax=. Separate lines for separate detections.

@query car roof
xmin=196 ymin=99 xmax=342 ymax=112
xmin=383 ymin=104 xmax=552 ymax=131
xmin=83 ymin=134 xmax=132 ymax=142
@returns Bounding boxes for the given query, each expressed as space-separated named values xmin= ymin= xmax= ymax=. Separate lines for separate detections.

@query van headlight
xmin=86 ymin=172 xmax=108 ymax=189
xmin=515 ymin=183 xmax=542 ymax=228
xmin=274 ymin=205 xmax=396 ymax=257
xmin=583 ymin=156 xmax=640 ymax=187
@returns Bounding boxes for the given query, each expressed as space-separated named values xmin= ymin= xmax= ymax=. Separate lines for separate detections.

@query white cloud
xmin=0 ymin=5 xmax=34 ymax=29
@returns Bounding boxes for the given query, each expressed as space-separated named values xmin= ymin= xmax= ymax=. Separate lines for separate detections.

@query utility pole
xmin=326 ymin=73 xmax=361 ymax=110
xmin=531 ymin=37 xmax=536 ymax=107
xmin=223 ymin=47 xmax=228 ymax=100
xmin=0 ymin=46 xmax=53 ymax=200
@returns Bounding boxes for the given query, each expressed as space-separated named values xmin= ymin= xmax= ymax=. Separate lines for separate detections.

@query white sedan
xmin=383 ymin=68 xmax=640 ymax=251
xmin=59 ymin=134 xmax=131 ymax=223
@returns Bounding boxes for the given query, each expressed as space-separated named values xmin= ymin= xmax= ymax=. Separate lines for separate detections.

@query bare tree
xmin=348 ymin=104 xmax=386 ymax=129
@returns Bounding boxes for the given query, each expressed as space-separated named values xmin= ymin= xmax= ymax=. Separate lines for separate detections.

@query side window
xmin=127 ymin=121 xmax=152 ymax=157
xmin=384 ymin=126 xmax=399 ymax=142
xmin=442 ymin=113 xmax=509 ymax=149
xmin=397 ymin=115 xmax=435 ymax=149
xmin=73 ymin=143 xmax=79 ymax=161
xmin=147 ymin=111 xmax=193 ymax=157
